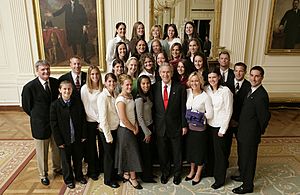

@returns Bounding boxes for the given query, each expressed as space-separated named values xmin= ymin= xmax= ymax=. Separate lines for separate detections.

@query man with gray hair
xmin=22 ymin=60 xmax=61 ymax=186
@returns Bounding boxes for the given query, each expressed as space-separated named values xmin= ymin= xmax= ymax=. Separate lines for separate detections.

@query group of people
xmin=22 ymin=20 xmax=270 ymax=194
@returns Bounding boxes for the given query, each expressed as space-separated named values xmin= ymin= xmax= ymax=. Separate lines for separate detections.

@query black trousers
xmin=86 ymin=122 xmax=102 ymax=177
xmin=137 ymin=124 xmax=154 ymax=179
xmin=238 ymin=142 xmax=258 ymax=189
xmin=209 ymin=126 xmax=227 ymax=185
xmin=60 ymin=142 xmax=84 ymax=184
xmin=99 ymin=130 xmax=117 ymax=183
xmin=226 ymin=126 xmax=241 ymax=170
xmin=156 ymin=135 xmax=182 ymax=177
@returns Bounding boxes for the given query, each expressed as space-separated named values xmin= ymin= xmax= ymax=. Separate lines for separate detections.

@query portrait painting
xmin=266 ymin=0 xmax=300 ymax=55
xmin=33 ymin=0 xmax=106 ymax=72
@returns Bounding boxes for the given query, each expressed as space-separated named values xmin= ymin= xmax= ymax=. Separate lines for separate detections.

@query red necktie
xmin=163 ymin=85 xmax=168 ymax=109
xmin=75 ymin=75 xmax=80 ymax=91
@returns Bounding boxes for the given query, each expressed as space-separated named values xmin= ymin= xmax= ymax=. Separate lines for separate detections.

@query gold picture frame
xmin=33 ymin=0 xmax=106 ymax=73
xmin=265 ymin=0 xmax=300 ymax=55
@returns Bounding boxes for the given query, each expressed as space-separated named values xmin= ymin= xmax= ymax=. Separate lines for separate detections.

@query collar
xmin=234 ymin=78 xmax=244 ymax=85
xmin=220 ymin=68 xmax=229 ymax=74
xmin=38 ymin=77 xmax=48 ymax=86
xmin=162 ymin=80 xmax=171 ymax=88
xmin=71 ymin=71 xmax=81 ymax=81
xmin=251 ymin=84 xmax=262 ymax=93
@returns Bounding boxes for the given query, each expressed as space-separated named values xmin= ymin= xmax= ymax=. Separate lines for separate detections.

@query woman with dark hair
xmin=115 ymin=74 xmax=143 ymax=190
xmin=205 ymin=67 xmax=233 ymax=190
xmin=81 ymin=65 xmax=103 ymax=181
xmin=182 ymin=21 xmax=203 ymax=56
xmin=185 ymin=71 xmax=213 ymax=185
xmin=135 ymin=75 xmax=156 ymax=183
xmin=106 ymin=22 xmax=129 ymax=71
xmin=194 ymin=52 xmax=209 ymax=84
xmin=97 ymin=73 xmax=120 ymax=188
xmin=174 ymin=59 xmax=189 ymax=88
xmin=165 ymin=24 xmax=181 ymax=48
xmin=169 ymin=42 xmax=183 ymax=68
xmin=131 ymin=38 xmax=149 ymax=60
xmin=112 ymin=59 xmax=124 ymax=96
xmin=129 ymin=21 xmax=145 ymax=53
xmin=114 ymin=42 xmax=129 ymax=65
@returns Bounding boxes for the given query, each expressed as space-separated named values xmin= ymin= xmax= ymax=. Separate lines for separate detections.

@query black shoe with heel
xmin=128 ymin=178 xmax=143 ymax=190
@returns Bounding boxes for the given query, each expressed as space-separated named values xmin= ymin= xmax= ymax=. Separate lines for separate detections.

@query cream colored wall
xmin=0 ymin=0 xmax=299 ymax=105
xmin=220 ymin=0 xmax=300 ymax=100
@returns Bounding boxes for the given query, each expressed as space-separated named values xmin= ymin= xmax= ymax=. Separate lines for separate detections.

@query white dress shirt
xmin=139 ymin=69 xmax=156 ymax=85
xmin=80 ymin=84 xmax=101 ymax=122
xmin=206 ymin=85 xmax=233 ymax=134
xmin=71 ymin=71 xmax=82 ymax=85
xmin=97 ymin=88 xmax=119 ymax=143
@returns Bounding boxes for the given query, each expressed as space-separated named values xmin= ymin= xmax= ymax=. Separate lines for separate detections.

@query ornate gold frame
xmin=33 ymin=0 xmax=106 ymax=73
xmin=265 ymin=0 xmax=300 ymax=55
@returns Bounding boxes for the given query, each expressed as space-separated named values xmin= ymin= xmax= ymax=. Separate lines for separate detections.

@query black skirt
xmin=185 ymin=129 xmax=208 ymax=166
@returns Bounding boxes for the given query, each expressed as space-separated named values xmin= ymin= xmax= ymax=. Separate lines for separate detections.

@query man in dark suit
xmin=153 ymin=63 xmax=188 ymax=185
xmin=219 ymin=51 xmax=235 ymax=93
xmin=232 ymin=66 xmax=271 ymax=194
xmin=59 ymin=56 xmax=87 ymax=98
xmin=226 ymin=62 xmax=251 ymax=169
xmin=278 ymin=0 xmax=300 ymax=49
xmin=47 ymin=0 xmax=89 ymax=63
xmin=21 ymin=60 xmax=61 ymax=186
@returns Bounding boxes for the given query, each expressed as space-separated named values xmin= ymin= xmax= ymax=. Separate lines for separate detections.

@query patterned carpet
xmin=0 ymin=140 xmax=35 ymax=194
xmin=61 ymin=137 xmax=300 ymax=195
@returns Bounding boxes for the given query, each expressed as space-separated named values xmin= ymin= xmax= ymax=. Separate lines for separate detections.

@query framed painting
xmin=33 ymin=0 xmax=106 ymax=72
xmin=265 ymin=0 xmax=300 ymax=55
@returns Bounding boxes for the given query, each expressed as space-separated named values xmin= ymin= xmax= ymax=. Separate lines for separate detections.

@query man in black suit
xmin=21 ymin=60 xmax=61 ymax=186
xmin=219 ymin=51 xmax=235 ymax=93
xmin=59 ymin=56 xmax=87 ymax=98
xmin=153 ymin=63 xmax=188 ymax=185
xmin=232 ymin=66 xmax=271 ymax=194
xmin=278 ymin=0 xmax=300 ymax=49
xmin=47 ymin=0 xmax=89 ymax=63
xmin=226 ymin=62 xmax=251 ymax=170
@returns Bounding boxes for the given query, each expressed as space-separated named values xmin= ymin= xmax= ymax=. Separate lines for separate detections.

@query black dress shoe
xmin=211 ymin=182 xmax=224 ymax=189
xmin=89 ymin=175 xmax=99 ymax=181
xmin=232 ymin=186 xmax=253 ymax=194
xmin=66 ymin=182 xmax=75 ymax=189
xmin=231 ymin=175 xmax=242 ymax=182
xmin=185 ymin=175 xmax=195 ymax=181
xmin=160 ymin=175 xmax=169 ymax=184
xmin=41 ymin=177 xmax=50 ymax=186
xmin=192 ymin=179 xmax=201 ymax=185
xmin=173 ymin=176 xmax=181 ymax=185
xmin=105 ymin=181 xmax=120 ymax=188
xmin=76 ymin=178 xmax=87 ymax=184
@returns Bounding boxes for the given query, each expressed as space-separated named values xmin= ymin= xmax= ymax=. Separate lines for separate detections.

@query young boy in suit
xmin=50 ymin=80 xmax=87 ymax=189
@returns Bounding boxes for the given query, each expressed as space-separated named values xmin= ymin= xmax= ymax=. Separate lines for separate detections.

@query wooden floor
xmin=0 ymin=108 xmax=299 ymax=194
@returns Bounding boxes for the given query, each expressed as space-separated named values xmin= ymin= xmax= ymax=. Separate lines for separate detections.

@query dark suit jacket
xmin=59 ymin=71 xmax=86 ymax=97
xmin=22 ymin=77 xmax=59 ymax=139
xmin=237 ymin=85 xmax=271 ymax=146
xmin=50 ymin=97 xmax=87 ymax=147
xmin=153 ymin=81 xmax=188 ymax=138
xmin=222 ymin=68 xmax=235 ymax=94
xmin=232 ymin=79 xmax=251 ymax=122
xmin=53 ymin=1 xmax=87 ymax=45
